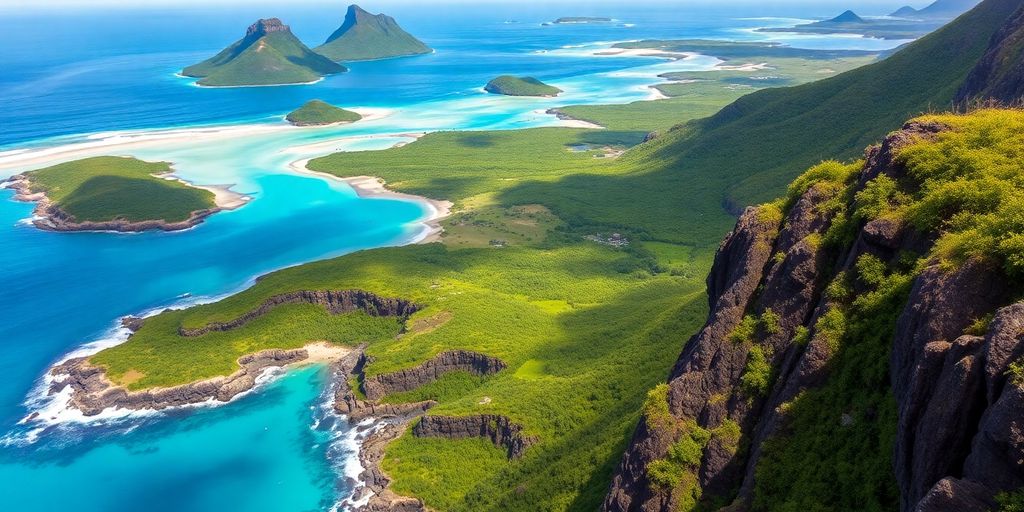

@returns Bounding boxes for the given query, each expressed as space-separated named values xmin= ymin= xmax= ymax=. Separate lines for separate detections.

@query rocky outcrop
xmin=3 ymin=174 xmax=222 ymax=233
xmin=361 ymin=350 xmax=506 ymax=401
xmin=50 ymin=348 xmax=311 ymax=416
xmin=179 ymin=290 xmax=420 ymax=337
xmin=955 ymin=3 xmax=1024 ymax=104
xmin=412 ymin=414 xmax=537 ymax=459
xmin=603 ymin=121 xmax=1024 ymax=511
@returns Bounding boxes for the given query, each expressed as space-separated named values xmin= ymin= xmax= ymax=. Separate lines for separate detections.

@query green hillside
xmin=24 ymin=156 xmax=215 ymax=223
xmin=182 ymin=18 xmax=346 ymax=87
xmin=315 ymin=4 xmax=431 ymax=62
xmin=485 ymin=76 xmax=563 ymax=97
xmin=285 ymin=100 xmax=362 ymax=126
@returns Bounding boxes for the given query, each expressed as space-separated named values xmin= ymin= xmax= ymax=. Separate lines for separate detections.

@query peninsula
xmin=484 ymin=76 xmax=562 ymax=97
xmin=181 ymin=18 xmax=346 ymax=87
xmin=315 ymin=4 xmax=431 ymax=62
xmin=5 ymin=156 xmax=245 ymax=232
xmin=757 ymin=9 xmax=944 ymax=39
xmin=286 ymin=100 xmax=363 ymax=126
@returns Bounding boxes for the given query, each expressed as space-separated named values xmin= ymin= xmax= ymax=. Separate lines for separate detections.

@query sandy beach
xmin=593 ymin=47 xmax=695 ymax=60
xmin=288 ymin=159 xmax=453 ymax=244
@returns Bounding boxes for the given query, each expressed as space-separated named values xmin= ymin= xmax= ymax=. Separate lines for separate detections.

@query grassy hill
xmin=315 ymin=4 xmax=431 ymax=62
xmin=182 ymin=18 xmax=345 ymax=87
xmin=485 ymin=76 xmax=562 ymax=97
xmin=285 ymin=100 xmax=362 ymax=126
xmin=23 ymin=156 xmax=215 ymax=223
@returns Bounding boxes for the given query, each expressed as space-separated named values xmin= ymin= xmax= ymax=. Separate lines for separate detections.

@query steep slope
xmin=633 ymin=0 xmax=1020 ymax=211
xmin=604 ymin=109 xmax=1024 ymax=511
xmin=315 ymin=4 xmax=431 ymax=62
xmin=182 ymin=18 xmax=345 ymax=87
xmin=956 ymin=3 xmax=1024 ymax=103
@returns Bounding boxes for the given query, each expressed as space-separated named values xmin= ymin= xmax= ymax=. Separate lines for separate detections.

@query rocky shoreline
xmin=50 ymin=347 xmax=315 ymax=416
xmin=2 ymin=173 xmax=242 ymax=233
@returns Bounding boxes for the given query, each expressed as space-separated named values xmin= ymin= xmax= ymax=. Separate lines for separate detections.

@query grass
xmin=285 ymin=100 xmax=362 ymax=126
xmin=25 ymin=156 xmax=216 ymax=223
xmin=485 ymin=76 xmax=563 ymax=97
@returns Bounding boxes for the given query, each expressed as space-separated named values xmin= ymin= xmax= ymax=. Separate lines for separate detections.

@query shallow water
xmin=0 ymin=3 xmax=909 ymax=510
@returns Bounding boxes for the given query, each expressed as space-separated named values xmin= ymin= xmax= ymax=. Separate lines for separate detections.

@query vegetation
xmin=485 ymin=76 xmax=563 ymax=97
xmin=285 ymin=100 xmax=362 ymax=126
xmin=182 ymin=20 xmax=345 ymax=87
xmin=751 ymin=108 xmax=1024 ymax=511
xmin=24 ymin=156 xmax=216 ymax=223
xmin=315 ymin=5 xmax=430 ymax=62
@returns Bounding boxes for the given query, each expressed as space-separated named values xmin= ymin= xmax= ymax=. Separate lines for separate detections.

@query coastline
xmin=288 ymin=158 xmax=453 ymax=245
xmin=47 ymin=342 xmax=353 ymax=418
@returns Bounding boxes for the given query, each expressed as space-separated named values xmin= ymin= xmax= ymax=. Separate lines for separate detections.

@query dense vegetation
xmin=182 ymin=22 xmax=345 ymax=87
xmin=315 ymin=5 xmax=430 ymax=62
xmin=753 ymin=109 xmax=1024 ymax=511
xmin=485 ymin=76 xmax=563 ymax=97
xmin=25 ymin=156 xmax=216 ymax=223
xmin=285 ymin=100 xmax=362 ymax=126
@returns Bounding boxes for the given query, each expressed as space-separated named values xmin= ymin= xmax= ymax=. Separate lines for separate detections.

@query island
xmin=315 ymin=4 xmax=431 ymax=62
xmin=890 ymin=0 xmax=981 ymax=18
xmin=484 ymin=76 xmax=562 ymax=97
xmin=756 ymin=9 xmax=945 ymax=39
xmin=553 ymin=17 xmax=613 ymax=24
xmin=4 ymin=156 xmax=245 ymax=232
xmin=285 ymin=100 xmax=363 ymax=126
xmin=181 ymin=18 xmax=346 ymax=87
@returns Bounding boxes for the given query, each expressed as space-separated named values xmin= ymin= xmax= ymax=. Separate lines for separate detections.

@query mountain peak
xmin=245 ymin=18 xmax=290 ymax=38
xmin=829 ymin=10 xmax=865 ymax=23
xmin=316 ymin=4 xmax=431 ymax=62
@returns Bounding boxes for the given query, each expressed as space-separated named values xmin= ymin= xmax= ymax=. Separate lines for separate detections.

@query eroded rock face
xmin=603 ymin=122 xmax=1024 ymax=511
xmin=412 ymin=414 xmax=537 ymax=459
xmin=179 ymin=290 xmax=420 ymax=337
xmin=50 ymin=348 xmax=309 ymax=416
xmin=955 ymin=3 xmax=1024 ymax=104
xmin=362 ymin=350 xmax=506 ymax=401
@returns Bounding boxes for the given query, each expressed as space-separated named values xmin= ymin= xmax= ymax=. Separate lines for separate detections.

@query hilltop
xmin=484 ymin=76 xmax=562 ymax=97
xmin=182 ymin=18 xmax=345 ymax=87
xmin=315 ymin=4 xmax=431 ymax=62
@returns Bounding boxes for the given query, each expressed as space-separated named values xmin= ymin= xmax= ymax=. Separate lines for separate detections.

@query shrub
xmin=741 ymin=346 xmax=772 ymax=397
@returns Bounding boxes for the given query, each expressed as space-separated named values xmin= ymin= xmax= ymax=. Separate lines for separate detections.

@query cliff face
xmin=956 ymin=3 xmax=1024 ymax=104
xmin=603 ymin=119 xmax=1024 ymax=511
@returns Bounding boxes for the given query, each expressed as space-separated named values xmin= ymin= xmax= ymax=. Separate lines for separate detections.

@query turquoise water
xmin=0 ymin=3 xmax=910 ymax=511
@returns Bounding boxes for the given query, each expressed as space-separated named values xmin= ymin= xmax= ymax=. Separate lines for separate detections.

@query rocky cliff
xmin=179 ymin=289 xmax=419 ymax=337
xmin=956 ymin=3 xmax=1024 ymax=104
xmin=603 ymin=115 xmax=1024 ymax=511
xmin=361 ymin=350 xmax=506 ymax=400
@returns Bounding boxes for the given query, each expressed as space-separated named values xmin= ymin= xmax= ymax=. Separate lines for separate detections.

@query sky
xmin=0 ymin=0 xmax=936 ymax=10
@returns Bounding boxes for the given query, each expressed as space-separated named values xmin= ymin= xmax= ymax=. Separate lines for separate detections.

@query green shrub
xmin=741 ymin=346 xmax=772 ymax=397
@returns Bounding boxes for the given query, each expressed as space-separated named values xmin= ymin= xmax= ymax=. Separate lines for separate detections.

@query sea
xmin=0 ymin=2 xmax=911 ymax=510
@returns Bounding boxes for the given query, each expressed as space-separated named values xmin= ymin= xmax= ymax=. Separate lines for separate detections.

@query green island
xmin=79 ymin=0 xmax=1024 ymax=509
xmin=6 ymin=156 xmax=226 ymax=232
xmin=315 ymin=4 xmax=431 ymax=62
xmin=285 ymin=100 xmax=363 ymax=126
xmin=485 ymin=76 xmax=563 ymax=97
xmin=182 ymin=18 xmax=345 ymax=87
xmin=757 ymin=8 xmax=945 ymax=40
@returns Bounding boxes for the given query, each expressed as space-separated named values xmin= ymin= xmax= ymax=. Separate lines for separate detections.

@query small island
xmin=182 ymin=18 xmax=346 ymax=87
xmin=756 ymin=9 xmax=944 ymax=40
xmin=286 ymin=100 xmax=363 ymax=126
xmin=484 ymin=76 xmax=562 ymax=97
xmin=553 ymin=17 xmax=613 ymax=24
xmin=4 ymin=156 xmax=246 ymax=232
xmin=315 ymin=4 xmax=431 ymax=62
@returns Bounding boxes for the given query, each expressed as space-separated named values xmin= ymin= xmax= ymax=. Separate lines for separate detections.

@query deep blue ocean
xmin=0 ymin=2 xmax=912 ymax=510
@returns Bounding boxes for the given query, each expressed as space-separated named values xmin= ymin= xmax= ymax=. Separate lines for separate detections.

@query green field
xmin=485 ymin=76 xmax=563 ymax=97
xmin=24 ymin=156 xmax=216 ymax=223
xmin=285 ymin=100 xmax=362 ymax=126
